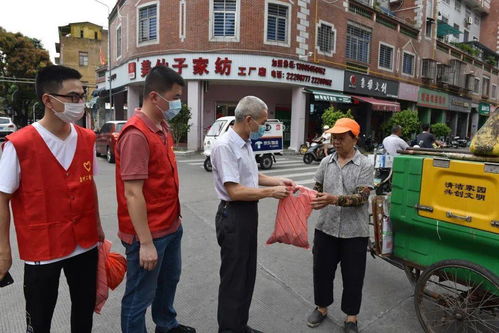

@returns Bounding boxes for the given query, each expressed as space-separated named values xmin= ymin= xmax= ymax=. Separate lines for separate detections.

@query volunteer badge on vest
xmin=80 ymin=160 xmax=93 ymax=183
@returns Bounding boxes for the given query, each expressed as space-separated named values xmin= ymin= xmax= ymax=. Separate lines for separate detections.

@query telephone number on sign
xmin=286 ymin=73 xmax=332 ymax=86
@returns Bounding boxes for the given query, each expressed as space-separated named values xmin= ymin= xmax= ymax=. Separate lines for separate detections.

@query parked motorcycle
xmin=450 ymin=136 xmax=469 ymax=148
xmin=303 ymin=143 xmax=335 ymax=164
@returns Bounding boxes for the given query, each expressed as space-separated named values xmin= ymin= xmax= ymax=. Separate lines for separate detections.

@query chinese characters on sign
xmin=443 ymin=182 xmax=487 ymax=201
xmin=417 ymin=88 xmax=449 ymax=110
xmin=343 ymin=71 xmax=399 ymax=98
xmin=135 ymin=56 xmax=332 ymax=87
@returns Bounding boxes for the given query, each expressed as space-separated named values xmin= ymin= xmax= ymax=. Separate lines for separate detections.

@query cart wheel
xmin=414 ymin=259 xmax=499 ymax=333
xmin=260 ymin=154 xmax=273 ymax=170
xmin=203 ymin=157 xmax=212 ymax=172
xmin=303 ymin=153 xmax=314 ymax=164
xmin=404 ymin=265 xmax=422 ymax=287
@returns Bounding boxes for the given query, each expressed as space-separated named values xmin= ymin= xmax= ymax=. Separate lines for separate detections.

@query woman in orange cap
xmin=306 ymin=118 xmax=374 ymax=333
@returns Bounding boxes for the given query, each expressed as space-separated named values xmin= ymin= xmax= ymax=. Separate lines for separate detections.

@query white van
xmin=203 ymin=116 xmax=284 ymax=171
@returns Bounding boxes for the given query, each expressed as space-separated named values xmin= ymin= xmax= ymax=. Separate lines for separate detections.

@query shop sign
xmin=449 ymin=95 xmax=471 ymax=113
xmin=417 ymin=88 xmax=449 ymax=110
xmin=128 ymin=62 xmax=136 ymax=79
xmin=398 ymin=82 xmax=419 ymax=102
xmin=112 ymin=54 xmax=344 ymax=91
xmin=343 ymin=71 xmax=399 ymax=98
xmin=479 ymin=103 xmax=490 ymax=116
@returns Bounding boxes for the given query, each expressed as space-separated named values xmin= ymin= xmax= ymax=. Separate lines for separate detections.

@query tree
xmin=381 ymin=109 xmax=420 ymax=140
xmin=431 ymin=123 xmax=451 ymax=139
xmin=0 ymin=27 xmax=51 ymax=125
xmin=321 ymin=106 xmax=354 ymax=128
xmin=169 ymin=104 xmax=192 ymax=146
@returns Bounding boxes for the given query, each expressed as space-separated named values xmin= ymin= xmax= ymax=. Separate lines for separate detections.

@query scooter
xmin=303 ymin=142 xmax=335 ymax=164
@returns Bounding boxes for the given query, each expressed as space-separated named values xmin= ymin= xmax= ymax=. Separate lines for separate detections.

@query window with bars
xmin=492 ymin=84 xmax=497 ymax=99
xmin=346 ymin=24 xmax=371 ymax=63
xmin=317 ymin=23 xmax=335 ymax=55
xmin=213 ymin=0 xmax=237 ymax=37
xmin=482 ymin=77 xmax=490 ymax=96
xmin=455 ymin=0 xmax=461 ymax=11
xmin=116 ymin=26 xmax=122 ymax=59
xmin=473 ymin=78 xmax=480 ymax=93
xmin=402 ymin=52 xmax=415 ymax=75
xmin=79 ymin=52 xmax=88 ymax=66
xmin=443 ymin=0 xmax=450 ymax=4
xmin=378 ymin=44 xmax=393 ymax=70
xmin=138 ymin=4 xmax=157 ymax=43
xmin=266 ymin=3 xmax=288 ymax=43
xmin=474 ymin=14 xmax=480 ymax=24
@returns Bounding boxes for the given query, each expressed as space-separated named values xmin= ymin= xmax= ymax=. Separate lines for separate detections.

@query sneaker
xmin=307 ymin=307 xmax=327 ymax=328
xmin=161 ymin=324 xmax=196 ymax=333
xmin=344 ymin=321 xmax=358 ymax=333
xmin=245 ymin=326 xmax=264 ymax=333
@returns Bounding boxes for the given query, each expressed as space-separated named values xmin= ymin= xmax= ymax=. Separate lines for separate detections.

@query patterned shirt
xmin=314 ymin=149 xmax=374 ymax=238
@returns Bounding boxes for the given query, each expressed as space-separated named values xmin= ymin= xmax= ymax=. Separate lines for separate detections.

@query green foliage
xmin=169 ymin=104 xmax=192 ymax=145
xmin=321 ymin=106 xmax=354 ymax=128
xmin=0 ymin=26 xmax=51 ymax=126
xmin=450 ymin=42 xmax=480 ymax=57
xmin=431 ymin=123 xmax=451 ymax=138
xmin=381 ymin=109 xmax=421 ymax=140
xmin=486 ymin=56 xmax=497 ymax=66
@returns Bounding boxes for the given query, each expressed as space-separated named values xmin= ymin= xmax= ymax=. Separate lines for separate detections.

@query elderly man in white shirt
xmin=211 ymin=96 xmax=295 ymax=333
xmin=382 ymin=125 xmax=409 ymax=156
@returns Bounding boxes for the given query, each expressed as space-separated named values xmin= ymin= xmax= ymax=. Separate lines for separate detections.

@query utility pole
xmin=94 ymin=0 xmax=114 ymax=120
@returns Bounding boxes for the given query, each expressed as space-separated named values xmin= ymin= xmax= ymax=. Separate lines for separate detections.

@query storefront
xmin=417 ymin=87 xmax=448 ymax=126
xmin=478 ymin=102 xmax=491 ymax=129
xmin=108 ymin=53 xmax=344 ymax=151
xmin=343 ymin=71 xmax=400 ymax=140
xmin=448 ymin=95 xmax=471 ymax=137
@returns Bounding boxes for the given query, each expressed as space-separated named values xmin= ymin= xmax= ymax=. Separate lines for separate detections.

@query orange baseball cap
xmin=326 ymin=118 xmax=360 ymax=137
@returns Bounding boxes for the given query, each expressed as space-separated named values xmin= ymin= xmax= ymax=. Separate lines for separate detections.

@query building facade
xmin=104 ymin=0 xmax=498 ymax=151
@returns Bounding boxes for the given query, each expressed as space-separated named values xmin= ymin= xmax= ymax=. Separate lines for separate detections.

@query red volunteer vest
xmin=6 ymin=125 xmax=98 ymax=261
xmin=115 ymin=114 xmax=180 ymax=236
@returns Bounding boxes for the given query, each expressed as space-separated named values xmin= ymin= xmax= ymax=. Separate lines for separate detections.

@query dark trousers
xmin=313 ymin=229 xmax=368 ymax=316
xmin=23 ymin=247 xmax=98 ymax=333
xmin=216 ymin=200 xmax=258 ymax=333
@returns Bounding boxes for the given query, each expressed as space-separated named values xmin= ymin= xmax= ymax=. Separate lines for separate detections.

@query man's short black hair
xmin=35 ymin=65 xmax=82 ymax=102
xmin=143 ymin=66 xmax=185 ymax=98
xmin=422 ymin=123 xmax=430 ymax=131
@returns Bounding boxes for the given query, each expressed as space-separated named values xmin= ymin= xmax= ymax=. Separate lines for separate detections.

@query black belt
xmin=220 ymin=200 xmax=258 ymax=207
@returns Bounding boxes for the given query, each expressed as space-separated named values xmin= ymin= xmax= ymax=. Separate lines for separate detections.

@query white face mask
xmin=50 ymin=96 xmax=85 ymax=123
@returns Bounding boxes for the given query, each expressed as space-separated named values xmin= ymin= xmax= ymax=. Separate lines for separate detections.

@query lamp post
xmin=94 ymin=0 xmax=114 ymax=120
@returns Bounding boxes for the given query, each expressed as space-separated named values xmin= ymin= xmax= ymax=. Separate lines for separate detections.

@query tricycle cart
xmin=203 ymin=116 xmax=284 ymax=172
xmin=371 ymin=148 xmax=499 ymax=333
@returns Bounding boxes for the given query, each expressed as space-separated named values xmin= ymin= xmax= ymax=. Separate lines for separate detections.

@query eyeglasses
xmin=50 ymin=93 xmax=86 ymax=103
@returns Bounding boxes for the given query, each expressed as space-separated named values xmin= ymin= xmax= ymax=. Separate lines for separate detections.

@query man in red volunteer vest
xmin=0 ymin=65 xmax=105 ymax=332
xmin=115 ymin=66 xmax=195 ymax=333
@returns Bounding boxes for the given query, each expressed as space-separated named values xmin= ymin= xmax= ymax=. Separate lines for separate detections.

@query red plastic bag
xmin=94 ymin=240 xmax=127 ymax=314
xmin=266 ymin=186 xmax=317 ymax=249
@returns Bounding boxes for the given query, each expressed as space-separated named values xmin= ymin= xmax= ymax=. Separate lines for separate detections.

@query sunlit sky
xmin=0 ymin=0 xmax=116 ymax=62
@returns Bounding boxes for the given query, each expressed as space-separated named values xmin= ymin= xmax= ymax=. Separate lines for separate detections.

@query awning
xmin=437 ymin=21 xmax=462 ymax=37
xmin=351 ymin=95 xmax=400 ymax=112
xmin=306 ymin=89 xmax=352 ymax=103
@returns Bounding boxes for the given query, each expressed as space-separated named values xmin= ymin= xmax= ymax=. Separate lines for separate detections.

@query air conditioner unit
xmin=466 ymin=17 xmax=473 ymax=24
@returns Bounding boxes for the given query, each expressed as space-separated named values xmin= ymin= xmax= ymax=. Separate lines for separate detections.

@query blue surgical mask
xmin=156 ymin=94 xmax=182 ymax=120
xmin=250 ymin=119 xmax=266 ymax=140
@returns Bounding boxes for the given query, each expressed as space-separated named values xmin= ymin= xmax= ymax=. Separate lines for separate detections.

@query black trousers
xmin=216 ymin=200 xmax=258 ymax=333
xmin=313 ymin=229 xmax=368 ymax=316
xmin=24 ymin=247 xmax=98 ymax=333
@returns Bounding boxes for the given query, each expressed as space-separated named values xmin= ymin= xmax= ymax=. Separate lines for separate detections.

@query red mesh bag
xmin=266 ymin=186 xmax=317 ymax=249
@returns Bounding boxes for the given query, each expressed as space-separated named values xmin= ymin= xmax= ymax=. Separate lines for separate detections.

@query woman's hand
xmin=311 ymin=193 xmax=337 ymax=210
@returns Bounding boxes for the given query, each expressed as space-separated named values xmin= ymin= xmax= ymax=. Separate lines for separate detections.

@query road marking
xmin=274 ymin=171 xmax=316 ymax=178
xmin=262 ymin=166 xmax=318 ymax=174
xmin=295 ymin=179 xmax=316 ymax=186
xmin=177 ymin=158 xmax=206 ymax=163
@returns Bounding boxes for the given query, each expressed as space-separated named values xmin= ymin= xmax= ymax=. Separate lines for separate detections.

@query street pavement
xmin=0 ymin=153 xmax=423 ymax=333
